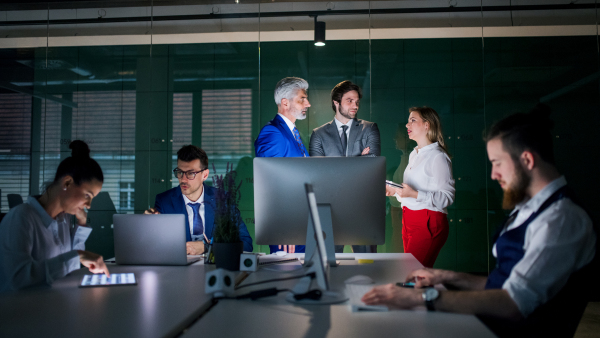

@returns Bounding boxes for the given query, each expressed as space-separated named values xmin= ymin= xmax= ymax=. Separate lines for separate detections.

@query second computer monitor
xmin=254 ymin=157 xmax=386 ymax=246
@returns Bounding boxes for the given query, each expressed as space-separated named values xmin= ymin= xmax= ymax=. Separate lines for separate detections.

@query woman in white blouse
xmin=0 ymin=141 xmax=110 ymax=292
xmin=386 ymin=107 xmax=455 ymax=267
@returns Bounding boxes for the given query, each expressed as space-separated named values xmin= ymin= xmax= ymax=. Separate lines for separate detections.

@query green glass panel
xmin=452 ymin=147 xmax=487 ymax=210
xmin=135 ymin=91 xmax=170 ymax=151
xmin=371 ymin=88 xmax=406 ymax=123
xmin=307 ymin=40 xmax=369 ymax=90
xmin=456 ymin=209 xmax=488 ymax=274
xmin=371 ymin=39 xmax=405 ymax=89
xmin=434 ymin=210 xmax=457 ymax=271
xmin=404 ymin=39 xmax=452 ymax=88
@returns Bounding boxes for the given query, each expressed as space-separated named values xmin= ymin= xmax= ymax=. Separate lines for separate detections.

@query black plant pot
xmin=213 ymin=241 xmax=244 ymax=271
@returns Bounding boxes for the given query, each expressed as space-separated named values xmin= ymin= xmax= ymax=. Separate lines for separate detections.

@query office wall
xmin=1 ymin=17 xmax=598 ymax=274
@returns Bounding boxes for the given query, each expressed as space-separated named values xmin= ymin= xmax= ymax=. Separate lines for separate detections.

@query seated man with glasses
xmin=145 ymin=145 xmax=253 ymax=254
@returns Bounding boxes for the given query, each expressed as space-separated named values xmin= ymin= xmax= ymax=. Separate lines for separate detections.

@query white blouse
xmin=396 ymin=142 xmax=455 ymax=214
xmin=0 ymin=196 xmax=91 ymax=292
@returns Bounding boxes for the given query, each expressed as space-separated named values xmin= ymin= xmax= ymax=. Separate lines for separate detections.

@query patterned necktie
xmin=292 ymin=126 xmax=308 ymax=157
xmin=340 ymin=125 xmax=348 ymax=156
xmin=187 ymin=203 xmax=204 ymax=240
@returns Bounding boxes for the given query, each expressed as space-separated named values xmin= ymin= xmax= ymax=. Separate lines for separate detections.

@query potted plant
xmin=210 ymin=163 xmax=243 ymax=271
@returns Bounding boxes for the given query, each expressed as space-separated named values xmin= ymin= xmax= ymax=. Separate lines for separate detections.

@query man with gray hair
xmin=255 ymin=77 xmax=311 ymax=253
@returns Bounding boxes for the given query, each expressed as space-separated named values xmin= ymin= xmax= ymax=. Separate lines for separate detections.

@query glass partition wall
xmin=0 ymin=0 xmax=598 ymax=274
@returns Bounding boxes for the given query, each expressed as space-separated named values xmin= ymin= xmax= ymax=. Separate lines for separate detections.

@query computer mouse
xmin=275 ymin=251 xmax=287 ymax=257
xmin=344 ymin=275 xmax=374 ymax=285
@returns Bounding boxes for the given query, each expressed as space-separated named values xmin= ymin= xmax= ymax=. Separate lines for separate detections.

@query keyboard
xmin=344 ymin=284 xmax=388 ymax=312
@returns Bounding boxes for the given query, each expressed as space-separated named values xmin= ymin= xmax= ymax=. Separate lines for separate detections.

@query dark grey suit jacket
xmin=309 ymin=118 xmax=381 ymax=157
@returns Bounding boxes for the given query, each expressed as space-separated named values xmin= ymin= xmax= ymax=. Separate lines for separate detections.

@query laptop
xmin=113 ymin=214 xmax=201 ymax=265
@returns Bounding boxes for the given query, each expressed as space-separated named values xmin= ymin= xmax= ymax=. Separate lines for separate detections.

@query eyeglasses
xmin=173 ymin=168 xmax=207 ymax=180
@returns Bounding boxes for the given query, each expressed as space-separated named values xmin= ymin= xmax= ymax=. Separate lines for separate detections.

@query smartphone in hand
xmin=386 ymin=180 xmax=403 ymax=189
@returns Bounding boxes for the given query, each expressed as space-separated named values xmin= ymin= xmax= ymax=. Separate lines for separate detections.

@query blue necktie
xmin=187 ymin=203 xmax=204 ymax=241
xmin=292 ymin=127 xmax=308 ymax=157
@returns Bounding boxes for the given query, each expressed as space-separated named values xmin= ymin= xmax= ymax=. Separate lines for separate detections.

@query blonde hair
xmin=409 ymin=106 xmax=450 ymax=156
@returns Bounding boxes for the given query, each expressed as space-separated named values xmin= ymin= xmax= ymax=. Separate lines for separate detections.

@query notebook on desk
xmin=113 ymin=214 xmax=201 ymax=266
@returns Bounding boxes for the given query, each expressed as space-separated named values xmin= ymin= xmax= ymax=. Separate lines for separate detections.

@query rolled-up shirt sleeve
xmin=502 ymin=202 xmax=596 ymax=317
xmin=416 ymin=153 xmax=455 ymax=210
xmin=71 ymin=224 xmax=92 ymax=251
xmin=68 ymin=223 xmax=92 ymax=272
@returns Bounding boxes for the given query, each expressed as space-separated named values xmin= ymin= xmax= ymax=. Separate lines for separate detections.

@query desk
xmin=0 ymin=263 xmax=213 ymax=338
xmin=182 ymin=254 xmax=496 ymax=338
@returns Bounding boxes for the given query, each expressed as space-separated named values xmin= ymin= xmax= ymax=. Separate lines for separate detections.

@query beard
xmin=291 ymin=107 xmax=307 ymax=120
xmin=338 ymin=105 xmax=357 ymax=120
xmin=501 ymin=163 xmax=531 ymax=210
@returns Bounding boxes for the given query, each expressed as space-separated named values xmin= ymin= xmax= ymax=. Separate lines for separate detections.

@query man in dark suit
xmin=145 ymin=145 xmax=253 ymax=254
xmin=309 ymin=80 xmax=381 ymax=254
xmin=255 ymin=77 xmax=311 ymax=254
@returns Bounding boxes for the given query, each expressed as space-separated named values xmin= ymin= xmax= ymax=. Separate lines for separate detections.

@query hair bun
xmin=69 ymin=140 xmax=90 ymax=158
xmin=527 ymin=103 xmax=554 ymax=130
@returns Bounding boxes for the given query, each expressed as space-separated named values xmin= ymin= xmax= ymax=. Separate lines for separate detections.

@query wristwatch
xmin=422 ymin=288 xmax=439 ymax=311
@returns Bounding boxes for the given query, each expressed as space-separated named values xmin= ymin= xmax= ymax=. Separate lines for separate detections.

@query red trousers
xmin=402 ymin=207 xmax=449 ymax=268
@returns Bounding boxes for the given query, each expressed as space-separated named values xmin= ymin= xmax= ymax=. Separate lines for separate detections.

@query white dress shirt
xmin=182 ymin=189 xmax=205 ymax=241
xmin=278 ymin=113 xmax=296 ymax=134
xmin=493 ymin=176 xmax=596 ymax=317
xmin=397 ymin=142 xmax=455 ymax=214
xmin=0 ymin=196 xmax=91 ymax=292
xmin=334 ymin=117 xmax=352 ymax=155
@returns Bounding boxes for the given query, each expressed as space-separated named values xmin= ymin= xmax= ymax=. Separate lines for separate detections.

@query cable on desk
xmin=234 ymin=272 xmax=316 ymax=290
xmin=234 ymin=288 xmax=291 ymax=300
xmin=224 ymin=288 xmax=322 ymax=301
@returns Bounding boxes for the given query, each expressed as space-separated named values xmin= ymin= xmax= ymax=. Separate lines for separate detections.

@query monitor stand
xmin=287 ymin=189 xmax=347 ymax=305
xmin=285 ymin=269 xmax=347 ymax=305
xmin=304 ymin=204 xmax=337 ymax=267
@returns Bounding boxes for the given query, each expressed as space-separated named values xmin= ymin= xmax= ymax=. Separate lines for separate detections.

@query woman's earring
xmin=63 ymin=187 xmax=67 ymax=191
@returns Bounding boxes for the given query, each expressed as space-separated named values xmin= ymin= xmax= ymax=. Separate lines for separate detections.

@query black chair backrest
xmin=7 ymin=194 xmax=23 ymax=209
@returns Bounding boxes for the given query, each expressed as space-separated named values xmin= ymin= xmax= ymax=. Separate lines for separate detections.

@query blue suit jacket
xmin=154 ymin=184 xmax=253 ymax=252
xmin=255 ymin=114 xmax=306 ymax=253
xmin=255 ymin=114 xmax=306 ymax=158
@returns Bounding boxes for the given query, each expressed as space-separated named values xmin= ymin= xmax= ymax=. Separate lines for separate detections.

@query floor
xmin=574 ymin=302 xmax=600 ymax=338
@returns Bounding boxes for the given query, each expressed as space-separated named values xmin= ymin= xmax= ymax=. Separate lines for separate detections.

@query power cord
xmin=234 ymin=272 xmax=316 ymax=290
xmin=227 ymin=287 xmax=323 ymax=301
xmin=218 ymin=272 xmax=321 ymax=301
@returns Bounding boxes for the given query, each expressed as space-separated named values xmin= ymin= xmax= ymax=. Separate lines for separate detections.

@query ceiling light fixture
xmin=314 ymin=16 xmax=326 ymax=47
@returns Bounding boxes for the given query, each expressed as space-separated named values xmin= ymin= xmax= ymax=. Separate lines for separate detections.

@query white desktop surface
xmin=183 ymin=254 xmax=495 ymax=338
xmin=0 ymin=263 xmax=214 ymax=338
xmin=182 ymin=253 xmax=496 ymax=338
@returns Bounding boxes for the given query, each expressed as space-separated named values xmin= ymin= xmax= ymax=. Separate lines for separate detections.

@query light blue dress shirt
xmin=0 ymin=196 xmax=92 ymax=292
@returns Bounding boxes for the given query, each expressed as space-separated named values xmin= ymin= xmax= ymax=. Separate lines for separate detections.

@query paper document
xmin=345 ymin=284 xmax=389 ymax=312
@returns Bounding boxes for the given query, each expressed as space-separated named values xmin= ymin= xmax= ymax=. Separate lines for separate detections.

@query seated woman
xmin=0 ymin=140 xmax=109 ymax=292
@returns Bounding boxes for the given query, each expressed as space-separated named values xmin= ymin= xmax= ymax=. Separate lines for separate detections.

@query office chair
xmin=7 ymin=194 xmax=23 ymax=209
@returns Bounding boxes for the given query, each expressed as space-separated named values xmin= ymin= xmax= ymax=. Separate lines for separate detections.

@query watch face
xmin=424 ymin=288 xmax=439 ymax=301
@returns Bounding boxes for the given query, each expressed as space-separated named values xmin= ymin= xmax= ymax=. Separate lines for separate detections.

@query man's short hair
xmin=331 ymin=80 xmax=362 ymax=113
xmin=274 ymin=77 xmax=309 ymax=106
xmin=177 ymin=145 xmax=209 ymax=169
xmin=486 ymin=104 xmax=555 ymax=164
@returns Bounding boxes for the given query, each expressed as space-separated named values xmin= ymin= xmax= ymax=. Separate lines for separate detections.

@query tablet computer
xmin=80 ymin=273 xmax=137 ymax=287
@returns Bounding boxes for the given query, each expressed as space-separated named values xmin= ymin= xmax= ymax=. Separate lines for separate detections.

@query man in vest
xmin=361 ymin=105 xmax=596 ymax=336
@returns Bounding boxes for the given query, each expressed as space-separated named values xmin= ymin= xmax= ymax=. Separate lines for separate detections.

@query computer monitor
xmin=253 ymin=157 xmax=386 ymax=247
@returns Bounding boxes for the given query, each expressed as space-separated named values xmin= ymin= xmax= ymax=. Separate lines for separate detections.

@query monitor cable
xmin=234 ymin=272 xmax=316 ymax=290
xmin=220 ymin=272 xmax=320 ymax=301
